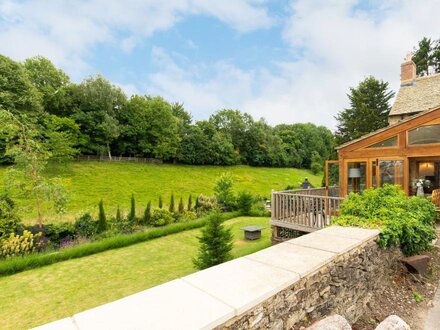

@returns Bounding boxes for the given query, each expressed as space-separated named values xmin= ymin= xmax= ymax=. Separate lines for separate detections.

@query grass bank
xmin=0 ymin=216 xmax=271 ymax=330
xmin=0 ymin=162 xmax=321 ymax=224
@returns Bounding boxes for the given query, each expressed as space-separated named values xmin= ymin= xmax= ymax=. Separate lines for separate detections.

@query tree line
xmin=0 ymin=54 xmax=334 ymax=171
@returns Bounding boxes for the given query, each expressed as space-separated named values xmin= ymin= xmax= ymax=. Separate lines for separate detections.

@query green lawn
xmin=0 ymin=162 xmax=321 ymax=224
xmin=0 ymin=216 xmax=271 ymax=330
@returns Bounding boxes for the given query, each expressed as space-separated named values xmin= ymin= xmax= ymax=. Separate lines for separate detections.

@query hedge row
xmin=0 ymin=211 xmax=241 ymax=276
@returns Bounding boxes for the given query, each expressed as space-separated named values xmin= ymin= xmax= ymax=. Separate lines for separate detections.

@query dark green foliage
xmin=0 ymin=195 xmax=22 ymax=239
xmin=74 ymin=213 xmax=98 ymax=238
xmin=237 ymin=191 xmax=254 ymax=215
xmin=169 ymin=193 xmax=175 ymax=213
xmin=335 ymin=76 xmax=395 ymax=145
xmin=150 ymin=209 xmax=174 ymax=227
xmin=178 ymin=197 xmax=184 ymax=214
xmin=43 ymin=222 xmax=75 ymax=246
xmin=158 ymin=196 xmax=163 ymax=209
xmin=187 ymin=195 xmax=193 ymax=211
xmin=0 ymin=212 xmax=241 ymax=276
xmin=412 ymin=37 xmax=440 ymax=76
xmin=116 ymin=206 xmax=122 ymax=222
xmin=143 ymin=201 xmax=152 ymax=225
xmin=195 ymin=196 xmax=200 ymax=210
xmin=333 ymin=185 xmax=436 ymax=256
xmin=97 ymin=200 xmax=107 ymax=232
xmin=310 ymin=151 xmax=323 ymax=175
xmin=193 ymin=212 xmax=233 ymax=270
xmin=128 ymin=193 xmax=136 ymax=222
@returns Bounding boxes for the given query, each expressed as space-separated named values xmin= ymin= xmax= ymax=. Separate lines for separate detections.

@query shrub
xmin=116 ymin=206 xmax=122 ymax=222
xmin=97 ymin=200 xmax=107 ymax=233
xmin=128 ymin=194 xmax=136 ymax=222
xmin=0 ymin=230 xmax=43 ymax=258
xmin=333 ymin=185 xmax=436 ymax=256
xmin=237 ymin=191 xmax=253 ymax=215
xmin=74 ymin=212 xmax=98 ymax=238
xmin=169 ymin=193 xmax=175 ymax=213
xmin=193 ymin=212 xmax=233 ymax=270
xmin=143 ymin=201 xmax=152 ymax=225
xmin=214 ymin=173 xmax=235 ymax=210
xmin=43 ymin=222 xmax=75 ymax=246
xmin=195 ymin=196 xmax=200 ymax=210
xmin=158 ymin=196 xmax=163 ymax=209
xmin=150 ymin=209 xmax=174 ymax=227
xmin=187 ymin=195 xmax=192 ymax=211
xmin=181 ymin=211 xmax=197 ymax=222
xmin=195 ymin=195 xmax=218 ymax=215
xmin=178 ymin=197 xmax=184 ymax=214
xmin=0 ymin=194 xmax=22 ymax=239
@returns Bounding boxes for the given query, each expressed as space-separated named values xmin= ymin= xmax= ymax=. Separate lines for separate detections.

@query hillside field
xmin=0 ymin=162 xmax=322 ymax=224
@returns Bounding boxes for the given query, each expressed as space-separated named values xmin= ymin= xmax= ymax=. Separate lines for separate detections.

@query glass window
xmin=367 ymin=136 xmax=398 ymax=148
xmin=408 ymin=125 xmax=440 ymax=145
xmin=347 ymin=162 xmax=366 ymax=194
xmin=379 ymin=160 xmax=403 ymax=187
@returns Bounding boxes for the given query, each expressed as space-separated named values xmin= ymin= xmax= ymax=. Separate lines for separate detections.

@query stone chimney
xmin=400 ymin=52 xmax=416 ymax=85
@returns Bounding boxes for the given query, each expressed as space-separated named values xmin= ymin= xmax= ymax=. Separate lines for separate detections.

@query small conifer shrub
xmin=187 ymin=195 xmax=192 ymax=211
xmin=97 ymin=200 xmax=107 ymax=232
xmin=169 ymin=193 xmax=175 ymax=213
xmin=116 ymin=206 xmax=122 ymax=222
xmin=193 ymin=212 xmax=233 ymax=270
xmin=144 ymin=201 xmax=152 ymax=225
xmin=158 ymin=196 xmax=163 ymax=209
xmin=128 ymin=194 xmax=136 ymax=222
xmin=178 ymin=197 xmax=184 ymax=213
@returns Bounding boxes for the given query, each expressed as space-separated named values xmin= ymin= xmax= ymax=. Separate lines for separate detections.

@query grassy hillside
xmin=0 ymin=216 xmax=271 ymax=330
xmin=0 ymin=162 xmax=322 ymax=224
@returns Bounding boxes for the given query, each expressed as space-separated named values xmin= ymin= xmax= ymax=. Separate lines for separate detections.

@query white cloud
xmin=0 ymin=0 xmax=272 ymax=78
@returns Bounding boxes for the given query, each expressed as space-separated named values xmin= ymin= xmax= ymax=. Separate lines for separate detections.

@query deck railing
xmin=271 ymin=187 xmax=345 ymax=232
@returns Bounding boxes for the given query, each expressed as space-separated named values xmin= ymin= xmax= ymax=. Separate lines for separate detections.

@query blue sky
xmin=1 ymin=0 xmax=440 ymax=128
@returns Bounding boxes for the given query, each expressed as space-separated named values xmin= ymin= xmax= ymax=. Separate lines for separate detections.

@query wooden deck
xmin=270 ymin=188 xmax=344 ymax=236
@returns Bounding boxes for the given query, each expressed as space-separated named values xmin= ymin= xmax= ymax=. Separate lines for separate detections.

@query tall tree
xmin=23 ymin=56 xmax=72 ymax=116
xmin=71 ymin=75 xmax=127 ymax=158
xmin=412 ymin=37 xmax=440 ymax=76
xmin=335 ymin=76 xmax=394 ymax=145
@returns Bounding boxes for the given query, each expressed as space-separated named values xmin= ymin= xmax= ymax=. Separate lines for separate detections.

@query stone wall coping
xmin=33 ymin=226 xmax=380 ymax=330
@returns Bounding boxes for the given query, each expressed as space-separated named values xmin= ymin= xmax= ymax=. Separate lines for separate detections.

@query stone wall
xmin=34 ymin=226 xmax=402 ymax=330
xmin=217 ymin=238 xmax=402 ymax=329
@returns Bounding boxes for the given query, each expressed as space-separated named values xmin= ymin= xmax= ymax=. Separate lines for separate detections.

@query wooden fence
xmin=76 ymin=156 xmax=163 ymax=164
xmin=270 ymin=188 xmax=344 ymax=233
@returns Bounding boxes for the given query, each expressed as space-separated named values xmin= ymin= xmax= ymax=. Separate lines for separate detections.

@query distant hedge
xmin=0 ymin=211 xmax=241 ymax=276
xmin=333 ymin=185 xmax=436 ymax=256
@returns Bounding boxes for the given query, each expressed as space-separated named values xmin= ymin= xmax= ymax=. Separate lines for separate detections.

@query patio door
xmin=371 ymin=159 xmax=404 ymax=188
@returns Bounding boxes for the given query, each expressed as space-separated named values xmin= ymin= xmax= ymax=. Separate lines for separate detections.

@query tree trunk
xmin=35 ymin=194 xmax=43 ymax=228
xmin=107 ymin=143 xmax=112 ymax=160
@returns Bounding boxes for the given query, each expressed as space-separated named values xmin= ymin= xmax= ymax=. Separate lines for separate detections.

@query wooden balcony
xmin=270 ymin=187 xmax=344 ymax=238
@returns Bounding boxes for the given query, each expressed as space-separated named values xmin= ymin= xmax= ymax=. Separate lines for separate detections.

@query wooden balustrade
xmin=271 ymin=189 xmax=344 ymax=233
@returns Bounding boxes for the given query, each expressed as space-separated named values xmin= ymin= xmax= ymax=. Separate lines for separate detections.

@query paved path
xmin=424 ymin=285 xmax=440 ymax=330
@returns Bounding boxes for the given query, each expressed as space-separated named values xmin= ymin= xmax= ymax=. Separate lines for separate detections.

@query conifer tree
xmin=169 ymin=193 xmax=175 ymax=213
xmin=335 ymin=76 xmax=394 ymax=145
xmin=144 ymin=200 xmax=151 ymax=225
xmin=97 ymin=199 xmax=107 ymax=232
xmin=116 ymin=205 xmax=122 ymax=222
xmin=193 ymin=212 xmax=233 ymax=270
xmin=195 ymin=196 xmax=200 ymax=210
xmin=128 ymin=193 xmax=136 ymax=221
xmin=158 ymin=196 xmax=163 ymax=209
xmin=178 ymin=197 xmax=184 ymax=213
xmin=187 ymin=194 xmax=192 ymax=211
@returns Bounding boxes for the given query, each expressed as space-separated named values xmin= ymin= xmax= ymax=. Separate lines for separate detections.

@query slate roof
xmin=389 ymin=73 xmax=440 ymax=116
